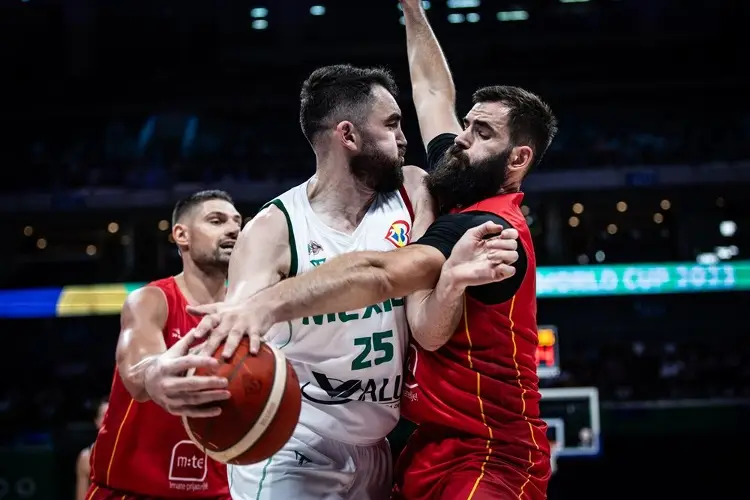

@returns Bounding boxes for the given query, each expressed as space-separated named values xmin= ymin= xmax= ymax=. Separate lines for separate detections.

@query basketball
xmin=182 ymin=338 xmax=302 ymax=465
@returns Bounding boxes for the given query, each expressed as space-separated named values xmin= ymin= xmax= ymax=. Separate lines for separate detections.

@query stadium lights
xmin=447 ymin=0 xmax=480 ymax=8
xmin=497 ymin=10 xmax=529 ymax=21
xmin=310 ymin=5 xmax=325 ymax=16
xmin=249 ymin=7 xmax=268 ymax=18
xmin=397 ymin=1 xmax=431 ymax=11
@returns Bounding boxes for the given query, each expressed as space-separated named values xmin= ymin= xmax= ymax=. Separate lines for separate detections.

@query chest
xmin=162 ymin=307 xmax=201 ymax=348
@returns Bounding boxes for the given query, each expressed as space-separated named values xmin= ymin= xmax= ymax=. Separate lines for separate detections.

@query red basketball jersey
xmin=402 ymin=193 xmax=550 ymax=466
xmin=90 ymin=276 xmax=229 ymax=498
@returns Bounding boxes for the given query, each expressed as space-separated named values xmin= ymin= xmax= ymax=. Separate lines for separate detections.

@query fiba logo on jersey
xmin=168 ymin=440 xmax=209 ymax=490
xmin=385 ymin=220 xmax=411 ymax=248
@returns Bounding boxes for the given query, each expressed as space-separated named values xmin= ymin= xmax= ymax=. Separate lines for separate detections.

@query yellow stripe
xmin=86 ymin=486 xmax=99 ymax=500
xmin=106 ymin=398 xmax=134 ymax=484
xmin=56 ymin=285 xmax=129 ymax=317
xmin=508 ymin=295 xmax=541 ymax=500
xmin=463 ymin=296 xmax=494 ymax=500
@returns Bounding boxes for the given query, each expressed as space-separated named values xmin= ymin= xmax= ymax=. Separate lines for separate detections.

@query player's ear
xmin=172 ymin=223 xmax=189 ymax=248
xmin=335 ymin=121 xmax=359 ymax=152
xmin=508 ymin=145 xmax=533 ymax=173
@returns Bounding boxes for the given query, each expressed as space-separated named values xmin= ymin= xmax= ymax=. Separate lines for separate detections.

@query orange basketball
xmin=182 ymin=338 xmax=301 ymax=465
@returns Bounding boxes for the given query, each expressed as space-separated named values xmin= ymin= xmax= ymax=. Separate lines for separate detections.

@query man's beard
xmin=425 ymin=144 xmax=511 ymax=214
xmin=349 ymin=142 xmax=405 ymax=193
xmin=194 ymin=247 xmax=230 ymax=274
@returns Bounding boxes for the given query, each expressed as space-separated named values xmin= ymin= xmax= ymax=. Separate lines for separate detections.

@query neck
xmin=308 ymin=152 xmax=377 ymax=228
xmin=176 ymin=259 xmax=227 ymax=305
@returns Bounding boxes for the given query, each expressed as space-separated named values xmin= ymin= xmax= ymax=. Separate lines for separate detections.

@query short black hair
xmin=171 ymin=190 xmax=234 ymax=226
xmin=472 ymin=85 xmax=558 ymax=168
xmin=299 ymin=64 xmax=398 ymax=143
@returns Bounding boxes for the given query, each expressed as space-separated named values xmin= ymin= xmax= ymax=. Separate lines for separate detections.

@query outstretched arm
xmin=191 ymin=220 xmax=519 ymax=355
xmin=401 ymin=0 xmax=463 ymax=147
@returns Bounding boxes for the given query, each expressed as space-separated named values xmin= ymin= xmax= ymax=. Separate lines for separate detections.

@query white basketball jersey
xmin=263 ymin=178 xmax=413 ymax=445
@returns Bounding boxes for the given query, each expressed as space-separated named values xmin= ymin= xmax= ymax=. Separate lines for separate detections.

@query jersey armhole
xmin=261 ymin=199 xmax=298 ymax=277
xmin=398 ymin=185 xmax=415 ymax=223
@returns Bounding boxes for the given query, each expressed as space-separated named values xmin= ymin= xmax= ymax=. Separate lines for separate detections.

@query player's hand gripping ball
xmin=182 ymin=338 xmax=302 ymax=465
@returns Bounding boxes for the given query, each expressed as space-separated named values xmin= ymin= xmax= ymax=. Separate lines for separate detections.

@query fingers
xmin=249 ymin=334 xmax=261 ymax=356
xmin=167 ymin=387 xmax=231 ymax=407
xmin=168 ymin=404 xmax=223 ymax=419
xmin=167 ymin=354 xmax=221 ymax=375
xmin=222 ymin=330 xmax=246 ymax=358
xmin=191 ymin=315 xmax=218 ymax=340
xmin=164 ymin=373 xmax=229 ymax=393
xmin=499 ymin=228 xmax=519 ymax=240
xmin=485 ymin=236 xmax=518 ymax=252
xmin=186 ymin=303 xmax=218 ymax=317
xmin=200 ymin=332 xmax=227 ymax=360
xmin=487 ymin=250 xmax=519 ymax=266
xmin=467 ymin=221 xmax=504 ymax=241
xmin=492 ymin=264 xmax=517 ymax=281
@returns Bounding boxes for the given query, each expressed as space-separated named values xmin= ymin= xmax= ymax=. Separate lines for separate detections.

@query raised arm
xmin=400 ymin=0 xmax=463 ymax=147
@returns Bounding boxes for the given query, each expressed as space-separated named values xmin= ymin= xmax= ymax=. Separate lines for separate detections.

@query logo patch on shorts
xmin=385 ymin=220 xmax=411 ymax=248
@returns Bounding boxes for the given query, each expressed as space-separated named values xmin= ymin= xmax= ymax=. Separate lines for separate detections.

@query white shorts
xmin=227 ymin=424 xmax=392 ymax=500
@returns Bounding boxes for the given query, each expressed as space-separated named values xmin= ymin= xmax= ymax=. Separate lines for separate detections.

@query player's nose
xmin=454 ymin=132 xmax=470 ymax=149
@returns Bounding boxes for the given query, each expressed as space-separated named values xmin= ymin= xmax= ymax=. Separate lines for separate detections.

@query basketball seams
xmin=202 ymin=348 xmax=255 ymax=448
xmin=185 ymin=344 xmax=289 ymax=464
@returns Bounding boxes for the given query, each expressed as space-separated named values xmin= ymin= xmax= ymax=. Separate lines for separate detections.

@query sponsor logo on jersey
xmin=168 ymin=440 xmax=209 ymax=490
xmin=171 ymin=328 xmax=182 ymax=340
xmin=385 ymin=220 xmax=411 ymax=248
xmin=307 ymin=241 xmax=323 ymax=255
xmin=300 ymin=371 xmax=402 ymax=408
xmin=294 ymin=451 xmax=311 ymax=466
xmin=310 ymin=258 xmax=326 ymax=267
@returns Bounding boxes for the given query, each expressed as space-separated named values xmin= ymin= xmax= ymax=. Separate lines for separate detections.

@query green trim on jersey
xmin=261 ymin=199 xmax=298 ymax=277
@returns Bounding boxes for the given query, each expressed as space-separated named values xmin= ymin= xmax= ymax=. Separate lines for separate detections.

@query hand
xmin=187 ymin=301 xmax=274 ymax=358
xmin=443 ymin=221 xmax=519 ymax=288
xmin=143 ymin=330 xmax=231 ymax=418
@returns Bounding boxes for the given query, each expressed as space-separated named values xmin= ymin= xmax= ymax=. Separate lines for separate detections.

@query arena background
xmin=1 ymin=0 xmax=748 ymax=498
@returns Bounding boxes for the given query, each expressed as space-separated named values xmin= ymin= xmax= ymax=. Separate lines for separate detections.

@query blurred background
xmin=1 ymin=0 xmax=749 ymax=498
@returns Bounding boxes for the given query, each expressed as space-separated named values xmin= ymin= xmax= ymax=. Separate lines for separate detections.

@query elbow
xmin=414 ymin=335 xmax=446 ymax=352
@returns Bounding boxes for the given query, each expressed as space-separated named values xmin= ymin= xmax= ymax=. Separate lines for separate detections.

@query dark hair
xmin=299 ymin=64 xmax=398 ymax=143
xmin=171 ymin=190 xmax=234 ymax=226
xmin=472 ymin=85 xmax=558 ymax=168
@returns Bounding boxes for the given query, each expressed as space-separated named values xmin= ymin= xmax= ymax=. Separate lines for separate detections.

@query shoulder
xmin=242 ymin=202 xmax=290 ymax=239
xmin=122 ymin=286 xmax=168 ymax=323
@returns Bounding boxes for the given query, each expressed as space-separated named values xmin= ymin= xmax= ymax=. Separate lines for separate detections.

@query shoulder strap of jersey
xmin=398 ymin=185 xmax=415 ymax=223
xmin=259 ymin=198 xmax=299 ymax=277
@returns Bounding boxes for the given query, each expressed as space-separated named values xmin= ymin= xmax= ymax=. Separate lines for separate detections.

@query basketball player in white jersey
xmin=167 ymin=64 xmax=516 ymax=500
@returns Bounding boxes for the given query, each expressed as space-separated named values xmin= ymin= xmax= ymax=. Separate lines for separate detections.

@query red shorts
xmin=85 ymin=483 xmax=231 ymax=500
xmin=392 ymin=426 xmax=551 ymax=500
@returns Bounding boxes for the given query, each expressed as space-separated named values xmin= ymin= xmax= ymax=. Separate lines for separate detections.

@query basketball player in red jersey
xmin=190 ymin=1 xmax=558 ymax=496
xmin=392 ymin=1 xmax=558 ymax=497
xmin=86 ymin=190 xmax=240 ymax=500
xmin=76 ymin=398 xmax=108 ymax=500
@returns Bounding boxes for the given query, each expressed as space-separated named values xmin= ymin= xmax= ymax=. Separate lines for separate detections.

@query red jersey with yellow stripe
xmin=401 ymin=192 xmax=550 ymax=463
xmin=89 ymin=277 xmax=229 ymax=498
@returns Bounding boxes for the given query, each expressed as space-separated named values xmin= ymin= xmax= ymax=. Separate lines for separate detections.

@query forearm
xmin=258 ymin=252 xmax=397 ymax=324
xmin=118 ymin=350 xmax=161 ymax=402
xmin=407 ymin=268 xmax=465 ymax=351
xmin=402 ymin=2 xmax=456 ymax=101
